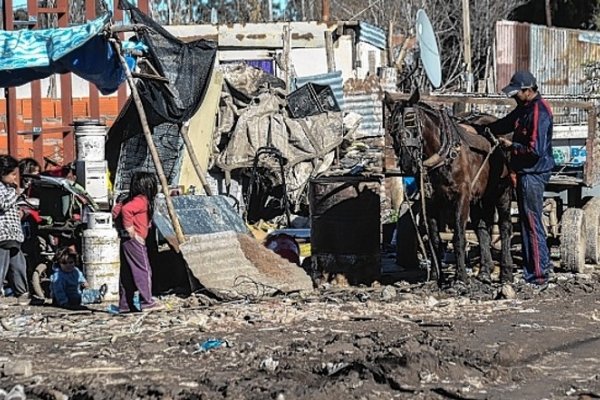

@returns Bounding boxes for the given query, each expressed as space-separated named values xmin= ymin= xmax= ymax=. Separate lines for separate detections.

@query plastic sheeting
xmin=106 ymin=0 xmax=217 ymax=191
xmin=0 ymin=14 xmax=126 ymax=94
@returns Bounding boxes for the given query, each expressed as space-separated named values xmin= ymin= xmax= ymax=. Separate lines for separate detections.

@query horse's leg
xmin=497 ymin=181 xmax=514 ymax=283
xmin=426 ymin=213 xmax=443 ymax=282
xmin=454 ymin=194 xmax=470 ymax=282
xmin=473 ymin=201 xmax=494 ymax=284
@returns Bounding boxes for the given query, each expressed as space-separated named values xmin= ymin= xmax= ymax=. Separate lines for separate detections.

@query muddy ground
xmin=0 ymin=270 xmax=600 ymax=400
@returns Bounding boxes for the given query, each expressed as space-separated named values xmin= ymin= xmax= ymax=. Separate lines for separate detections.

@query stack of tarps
xmin=212 ymin=63 xmax=346 ymax=221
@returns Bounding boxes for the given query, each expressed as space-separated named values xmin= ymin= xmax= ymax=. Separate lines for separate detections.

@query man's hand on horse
xmin=498 ymin=137 xmax=512 ymax=148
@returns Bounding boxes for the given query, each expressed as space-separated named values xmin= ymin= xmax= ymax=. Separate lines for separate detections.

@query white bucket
xmin=82 ymin=228 xmax=120 ymax=301
xmin=75 ymin=123 xmax=107 ymax=161
xmin=87 ymin=212 xmax=113 ymax=229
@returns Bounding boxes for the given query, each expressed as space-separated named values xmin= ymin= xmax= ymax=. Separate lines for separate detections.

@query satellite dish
xmin=416 ymin=9 xmax=442 ymax=88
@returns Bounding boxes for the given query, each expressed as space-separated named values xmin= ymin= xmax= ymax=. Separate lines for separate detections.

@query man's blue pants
xmin=516 ymin=172 xmax=551 ymax=284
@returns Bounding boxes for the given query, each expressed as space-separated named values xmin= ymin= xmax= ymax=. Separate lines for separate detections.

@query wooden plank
xmin=86 ymin=0 xmax=100 ymax=120
xmin=384 ymin=92 xmax=595 ymax=110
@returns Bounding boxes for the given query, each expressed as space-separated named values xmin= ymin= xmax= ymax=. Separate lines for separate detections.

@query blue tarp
xmin=0 ymin=14 xmax=126 ymax=94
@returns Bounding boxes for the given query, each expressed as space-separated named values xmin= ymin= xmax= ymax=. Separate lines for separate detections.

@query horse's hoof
xmin=478 ymin=272 xmax=492 ymax=284
xmin=499 ymin=272 xmax=514 ymax=284
xmin=455 ymin=274 xmax=470 ymax=284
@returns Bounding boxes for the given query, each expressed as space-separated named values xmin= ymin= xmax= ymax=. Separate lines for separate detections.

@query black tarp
xmin=106 ymin=0 xmax=217 ymax=190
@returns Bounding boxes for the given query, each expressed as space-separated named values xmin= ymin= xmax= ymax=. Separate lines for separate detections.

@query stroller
xmin=20 ymin=174 xmax=98 ymax=300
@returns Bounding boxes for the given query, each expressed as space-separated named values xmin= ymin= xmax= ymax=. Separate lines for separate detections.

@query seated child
xmin=50 ymin=247 xmax=106 ymax=308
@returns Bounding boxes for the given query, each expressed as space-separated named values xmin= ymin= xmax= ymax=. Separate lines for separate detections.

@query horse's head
xmin=386 ymin=89 xmax=424 ymax=176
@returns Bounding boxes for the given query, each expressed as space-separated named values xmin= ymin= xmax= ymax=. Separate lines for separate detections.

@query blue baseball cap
xmin=502 ymin=70 xmax=537 ymax=97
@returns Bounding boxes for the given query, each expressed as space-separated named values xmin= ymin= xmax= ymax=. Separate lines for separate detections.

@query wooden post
xmin=180 ymin=121 xmax=213 ymax=196
xmin=283 ymin=25 xmax=292 ymax=90
xmin=387 ymin=20 xmax=394 ymax=68
xmin=545 ymin=0 xmax=552 ymax=27
xmin=324 ymin=31 xmax=335 ymax=72
xmin=322 ymin=0 xmax=329 ymax=22
xmin=461 ymin=0 xmax=472 ymax=92
xmin=111 ymin=40 xmax=186 ymax=245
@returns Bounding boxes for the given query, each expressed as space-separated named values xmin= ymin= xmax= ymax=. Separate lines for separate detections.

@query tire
xmin=583 ymin=197 xmax=600 ymax=264
xmin=560 ymin=208 xmax=586 ymax=273
xmin=31 ymin=263 xmax=51 ymax=300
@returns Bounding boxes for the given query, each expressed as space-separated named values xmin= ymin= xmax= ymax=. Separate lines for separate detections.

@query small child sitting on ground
xmin=50 ymin=247 xmax=106 ymax=308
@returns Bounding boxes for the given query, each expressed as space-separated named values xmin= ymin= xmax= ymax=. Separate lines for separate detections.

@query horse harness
xmin=396 ymin=104 xmax=499 ymax=193
xmin=398 ymin=104 xmax=462 ymax=172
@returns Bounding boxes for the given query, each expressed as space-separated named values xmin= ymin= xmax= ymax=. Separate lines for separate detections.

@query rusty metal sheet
xmin=495 ymin=21 xmax=530 ymax=92
xmin=182 ymin=231 xmax=313 ymax=298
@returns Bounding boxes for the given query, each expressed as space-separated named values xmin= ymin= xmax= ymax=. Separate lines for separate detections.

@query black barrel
xmin=309 ymin=176 xmax=381 ymax=285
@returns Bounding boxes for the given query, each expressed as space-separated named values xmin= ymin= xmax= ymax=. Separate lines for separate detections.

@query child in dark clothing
xmin=50 ymin=247 xmax=106 ymax=308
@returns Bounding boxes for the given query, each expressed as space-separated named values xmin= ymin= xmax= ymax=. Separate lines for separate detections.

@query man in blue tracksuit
xmin=484 ymin=71 xmax=554 ymax=285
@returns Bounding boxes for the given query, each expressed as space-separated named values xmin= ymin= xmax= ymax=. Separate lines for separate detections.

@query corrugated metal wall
xmin=496 ymin=21 xmax=530 ymax=93
xmin=496 ymin=20 xmax=600 ymax=95
xmin=358 ymin=21 xmax=387 ymax=50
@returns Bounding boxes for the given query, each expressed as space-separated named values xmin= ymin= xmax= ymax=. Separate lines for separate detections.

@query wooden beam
xmin=461 ymin=0 xmax=473 ymax=91
xmin=384 ymin=92 xmax=595 ymax=110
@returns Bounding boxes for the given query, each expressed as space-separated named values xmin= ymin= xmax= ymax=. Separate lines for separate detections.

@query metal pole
xmin=461 ymin=0 xmax=473 ymax=92
xmin=110 ymin=39 xmax=186 ymax=245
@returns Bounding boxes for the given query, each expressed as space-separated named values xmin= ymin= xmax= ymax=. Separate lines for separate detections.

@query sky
xmin=10 ymin=0 xmax=287 ymax=14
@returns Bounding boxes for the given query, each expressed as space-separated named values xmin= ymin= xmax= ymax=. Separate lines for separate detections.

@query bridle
xmin=392 ymin=102 xmax=462 ymax=173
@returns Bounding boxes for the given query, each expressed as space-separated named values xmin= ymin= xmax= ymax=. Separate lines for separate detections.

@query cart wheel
xmin=583 ymin=197 xmax=600 ymax=264
xmin=560 ymin=208 xmax=586 ymax=273
xmin=31 ymin=263 xmax=51 ymax=300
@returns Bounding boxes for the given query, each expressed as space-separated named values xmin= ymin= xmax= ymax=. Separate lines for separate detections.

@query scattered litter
xmin=259 ymin=357 xmax=279 ymax=373
xmin=193 ymin=339 xmax=228 ymax=354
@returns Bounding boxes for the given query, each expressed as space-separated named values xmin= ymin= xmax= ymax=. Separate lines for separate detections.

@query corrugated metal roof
xmin=358 ymin=21 xmax=386 ymax=50
xmin=344 ymin=91 xmax=384 ymax=138
xmin=343 ymin=72 xmax=396 ymax=139
xmin=294 ymin=71 xmax=345 ymax=110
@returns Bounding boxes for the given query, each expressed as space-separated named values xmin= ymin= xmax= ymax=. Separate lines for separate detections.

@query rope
xmin=469 ymin=127 xmax=500 ymax=192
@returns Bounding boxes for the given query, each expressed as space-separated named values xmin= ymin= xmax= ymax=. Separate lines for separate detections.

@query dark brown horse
xmin=386 ymin=91 xmax=513 ymax=283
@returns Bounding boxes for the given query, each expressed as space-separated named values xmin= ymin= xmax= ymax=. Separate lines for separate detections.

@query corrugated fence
xmin=496 ymin=20 xmax=600 ymax=95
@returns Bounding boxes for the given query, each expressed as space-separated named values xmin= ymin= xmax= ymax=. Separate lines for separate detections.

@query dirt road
xmin=0 ymin=273 xmax=599 ymax=400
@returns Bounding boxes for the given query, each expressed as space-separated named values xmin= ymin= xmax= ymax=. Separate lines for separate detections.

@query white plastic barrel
xmin=82 ymin=227 xmax=120 ymax=301
xmin=87 ymin=212 xmax=112 ymax=229
xmin=74 ymin=121 xmax=107 ymax=161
